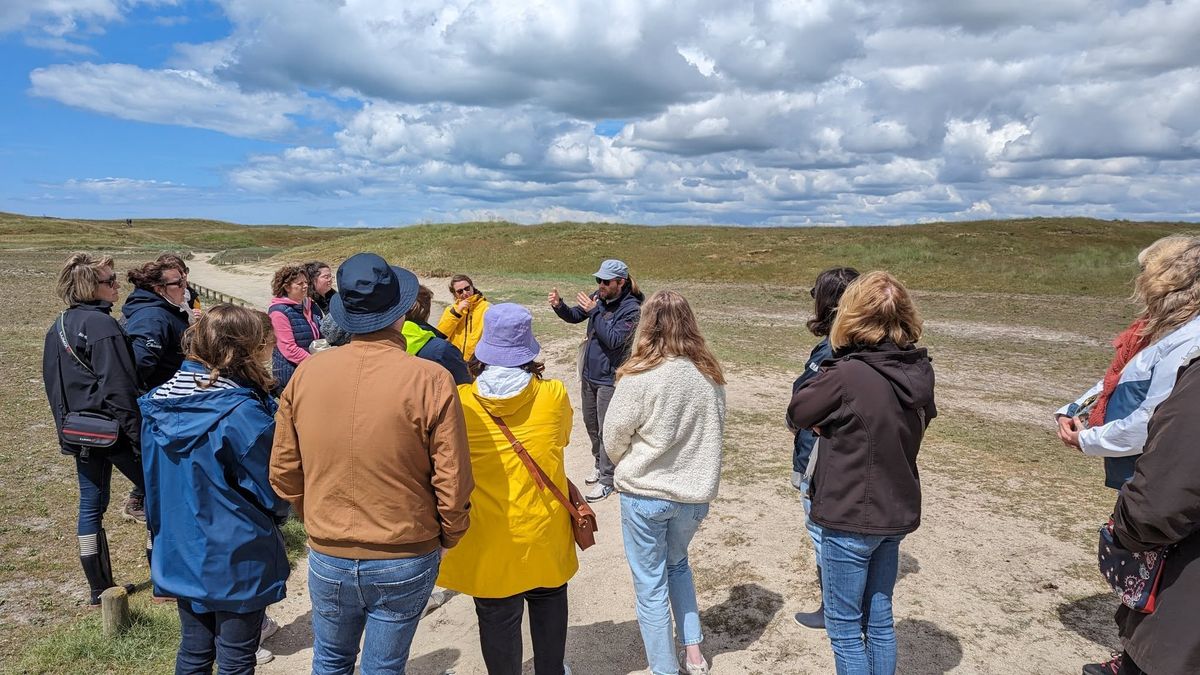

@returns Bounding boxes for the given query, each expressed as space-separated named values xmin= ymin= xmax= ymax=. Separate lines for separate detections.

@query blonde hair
xmin=56 ymin=252 xmax=115 ymax=305
xmin=182 ymin=304 xmax=275 ymax=392
xmin=1135 ymin=235 xmax=1200 ymax=343
xmin=617 ymin=290 xmax=725 ymax=385
xmin=830 ymin=271 xmax=923 ymax=350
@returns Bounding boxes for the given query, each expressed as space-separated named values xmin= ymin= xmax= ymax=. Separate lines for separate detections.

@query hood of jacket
xmin=471 ymin=373 xmax=541 ymax=418
xmin=401 ymin=321 xmax=436 ymax=356
xmin=139 ymin=362 xmax=275 ymax=459
xmin=121 ymin=287 xmax=189 ymax=322
xmin=840 ymin=342 xmax=935 ymax=411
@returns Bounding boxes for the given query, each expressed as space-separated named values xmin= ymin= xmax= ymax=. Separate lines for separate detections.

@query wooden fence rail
xmin=191 ymin=281 xmax=255 ymax=309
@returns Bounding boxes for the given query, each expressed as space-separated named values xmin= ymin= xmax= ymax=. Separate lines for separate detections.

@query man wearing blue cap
xmin=548 ymin=259 xmax=644 ymax=502
xmin=271 ymin=252 xmax=474 ymax=674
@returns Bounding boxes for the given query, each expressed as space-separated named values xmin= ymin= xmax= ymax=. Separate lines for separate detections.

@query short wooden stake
xmin=100 ymin=586 xmax=131 ymax=637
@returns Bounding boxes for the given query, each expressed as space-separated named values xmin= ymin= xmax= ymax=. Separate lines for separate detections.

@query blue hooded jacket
xmin=138 ymin=361 xmax=289 ymax=613
xmin=552 ymin=283 xmax=643 ymax=386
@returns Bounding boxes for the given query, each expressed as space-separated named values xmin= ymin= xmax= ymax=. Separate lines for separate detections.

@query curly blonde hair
xmin=830 ymin=271 xmax=923 ymax=350
xmin=1135 ymin=235 xmax=1200 ymax=343
xmin=617 ymin=290 xmax=724 ymax=385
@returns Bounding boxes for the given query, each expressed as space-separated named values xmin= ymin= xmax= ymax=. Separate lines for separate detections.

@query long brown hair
xmin=182 ymin=304 xmax=275 ymax=392
xmin=830 ymin=271 xmax=923 ymax=350
xmin=617 ymin=290 xmax=724 ymax=384
xmin=1134 ymin=235 xmax=1200 ymax=343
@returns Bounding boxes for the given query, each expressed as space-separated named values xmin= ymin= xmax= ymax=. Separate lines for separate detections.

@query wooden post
xmin=100 ymin=586 xmax=131 ymax=637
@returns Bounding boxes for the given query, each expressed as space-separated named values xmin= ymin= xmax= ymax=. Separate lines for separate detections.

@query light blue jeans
xmin=820 ymin=529 xmax=905 ymax=675
xmin=620 ymin=493 xmax=709 ymax=675
xmin=799 ymin=475 xmax=823 ymax=563
xmin=307 ymin=548 xmax=439 ymax=675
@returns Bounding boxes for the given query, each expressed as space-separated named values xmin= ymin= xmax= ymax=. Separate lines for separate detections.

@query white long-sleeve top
xmin=603 ymin=357 xmax=726 ymax=503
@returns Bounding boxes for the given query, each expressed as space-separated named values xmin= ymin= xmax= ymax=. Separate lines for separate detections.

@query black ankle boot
xmin=793 ymin=565 xmax=826 ymax=630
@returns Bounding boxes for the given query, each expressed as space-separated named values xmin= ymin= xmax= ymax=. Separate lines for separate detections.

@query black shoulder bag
xmin=55 ymin=311 xmax=120 ymax=453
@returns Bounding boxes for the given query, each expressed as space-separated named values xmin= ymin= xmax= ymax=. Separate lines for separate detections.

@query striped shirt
xmin=153 ymin=369 xmax=242 ymax=399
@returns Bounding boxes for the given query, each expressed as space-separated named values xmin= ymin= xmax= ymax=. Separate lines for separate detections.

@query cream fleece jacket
xmin=603 ymin=357 xmax=726 ymax=503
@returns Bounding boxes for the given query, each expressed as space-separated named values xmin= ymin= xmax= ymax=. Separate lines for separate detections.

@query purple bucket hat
xmin=473 ymin=303 xmax=541 ymax=367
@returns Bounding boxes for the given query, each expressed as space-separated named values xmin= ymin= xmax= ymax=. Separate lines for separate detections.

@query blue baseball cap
xmin=594 ymin=259 xmax=629 ymax=280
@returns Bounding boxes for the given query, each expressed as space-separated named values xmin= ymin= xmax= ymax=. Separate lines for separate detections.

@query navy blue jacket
xmin=121 ymin=288 xmax=190 ymax=391
xmin=790 ymin=337 xmax=833 ymax=474
xmin=139 ymin=361 xmax=289 ymax=613
xmin=553 ymin=285 xmax=643 ymax=386
xmin=42 ymin=301 xmax=142 ymax=453
xmin=405 ymin=321 xmax=472 ymax=385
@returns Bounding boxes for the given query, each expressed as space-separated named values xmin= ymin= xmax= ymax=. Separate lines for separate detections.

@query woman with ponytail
xmin=139 ymin=304 xmax=290 ymax=674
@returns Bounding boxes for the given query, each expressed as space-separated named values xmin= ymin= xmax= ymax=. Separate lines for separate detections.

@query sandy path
xmin=188 ymin=259 xmax=1117 ymax=674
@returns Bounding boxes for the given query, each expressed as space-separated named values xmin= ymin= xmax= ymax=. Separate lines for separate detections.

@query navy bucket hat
xmin=329 ymin=253 xmax=419 ymax=335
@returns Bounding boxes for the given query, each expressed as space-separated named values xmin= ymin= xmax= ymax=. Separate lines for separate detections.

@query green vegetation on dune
xmin=276 ymin=217 xmax=1191 ymax=297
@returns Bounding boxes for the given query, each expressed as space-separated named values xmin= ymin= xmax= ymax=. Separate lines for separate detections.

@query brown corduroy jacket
xmin=270 ymin=328 xmax=473 ymax=559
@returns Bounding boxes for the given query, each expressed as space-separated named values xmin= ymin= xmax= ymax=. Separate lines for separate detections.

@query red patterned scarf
xmin=1090 ymin=318 xmax=1151 ymax=427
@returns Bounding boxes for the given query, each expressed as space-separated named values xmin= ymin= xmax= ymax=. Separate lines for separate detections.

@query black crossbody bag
xmin=55 ymin=311 xmax=120 ymax=452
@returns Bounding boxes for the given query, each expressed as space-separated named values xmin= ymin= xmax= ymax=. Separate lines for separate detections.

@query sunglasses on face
xmin=160 ymin=279 xmax=185 ymax=289
xmin=595 ymin=277 xmax=617 ymax=286
xmin=454 ymin=286 xmax=474 ymax=295
xmin=98 ymin=276 xmax=118 ymax=287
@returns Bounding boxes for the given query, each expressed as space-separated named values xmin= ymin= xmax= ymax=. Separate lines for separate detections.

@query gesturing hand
xmin=576 ymin=292 xmax=597 ymax=313
xmin=548 ymin=287 xmax=561 ymax=308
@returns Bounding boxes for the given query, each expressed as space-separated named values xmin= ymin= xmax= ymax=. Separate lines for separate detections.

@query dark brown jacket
xmin=270 ymin=328 xmax=473 ymax=559
xmin=1113 ymin=356 xmax=1200 ymax=675
xmin=788 ymin=342 xmax=936 ymax=536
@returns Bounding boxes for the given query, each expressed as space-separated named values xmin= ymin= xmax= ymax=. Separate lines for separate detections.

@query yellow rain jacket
xmin=436 ymin=294 xmax=490 ymax=362
xmin=437 ymin=376 xmax=578 ymax=598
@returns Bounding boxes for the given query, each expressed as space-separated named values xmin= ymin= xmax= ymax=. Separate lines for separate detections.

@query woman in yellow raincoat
xmin=437 ymin=274 xmax=490 ymax=361
xmin=438 ymin=303 xmax=577 ymax=675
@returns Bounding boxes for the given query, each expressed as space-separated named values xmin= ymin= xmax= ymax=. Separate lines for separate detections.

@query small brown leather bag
xmin=488 ymin=413 xmax=598 ymax=550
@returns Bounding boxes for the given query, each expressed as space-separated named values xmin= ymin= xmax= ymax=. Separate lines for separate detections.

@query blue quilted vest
xmin=269 ymin=302 xmax=316 ymax=393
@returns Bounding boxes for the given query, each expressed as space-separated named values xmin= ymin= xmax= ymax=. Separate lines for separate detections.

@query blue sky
xmin=2 ymin=0 xmax=1199 ymax=227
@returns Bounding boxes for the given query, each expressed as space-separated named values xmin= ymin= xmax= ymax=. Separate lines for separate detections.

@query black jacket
xmin=788 ymin=341 xmax=937 ymax=536
xmin=121 ymin=287 xmax=190 ymax=390
xmin=42 ymin=301 xmax=142 ymax=453
xmin=1113 ymin=356 xmax=1200 ymax=675
xmin=552 ymin=284 xmax=643 ymax=386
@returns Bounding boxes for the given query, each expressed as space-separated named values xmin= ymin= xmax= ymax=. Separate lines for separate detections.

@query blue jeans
xmin=820 ymin=529 xmax=905 ymax=675
xmin=75 ymin=447 xmax=145 ymax=536
xmin=620 ymin=493 xmax=709 ymax=675
xmin=175 ymin=602 xmax=264 ymax=675
xmin=799 ymin=475 xmax=823 ymax=563
xmin=308 ymin=548 xmax=439 ymax=675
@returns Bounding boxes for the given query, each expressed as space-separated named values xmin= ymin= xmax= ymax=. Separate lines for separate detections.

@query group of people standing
xmin=41 ymin=236 xmax=1198 ymax=675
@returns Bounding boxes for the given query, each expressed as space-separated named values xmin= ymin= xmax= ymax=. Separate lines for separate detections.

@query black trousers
xmin=474 ymin=584 xmax=568 ymax=675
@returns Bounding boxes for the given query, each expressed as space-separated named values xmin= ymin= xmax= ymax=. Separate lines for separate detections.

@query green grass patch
xmin=8 ymin=596 xmax=180 ymax=675
xmin=209 ymin=247 xmax=284 ymax=265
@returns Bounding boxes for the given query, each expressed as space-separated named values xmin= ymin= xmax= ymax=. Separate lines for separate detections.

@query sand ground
xmin=187 ymin=254 xmax=1117 ymax=675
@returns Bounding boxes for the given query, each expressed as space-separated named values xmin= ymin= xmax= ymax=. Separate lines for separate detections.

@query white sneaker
xmin=680 ymin=652 xmax=709 ymax=675
xmin=584 ymin=484 xmax=613 ymax=503
xmin=584 ymin=468 xmax=601 ymax=485
xmin=563 ymin=664 xmax=572 ymax=675
xmin=255 ymin=647 xmax=274 ymax=665
xmin=260 ymin=615 xmax=280 ymax=642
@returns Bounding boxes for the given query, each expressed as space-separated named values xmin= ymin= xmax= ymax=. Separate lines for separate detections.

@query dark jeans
xmin=176 ymin=602 xmax=265 ymax=675
xmin=75 ymin=447 xmax=145 ymax=536
xmin=581 ymin=380 xmax=615 ymax=487
xmin=474 ymin=584 xmax=568 ymax=675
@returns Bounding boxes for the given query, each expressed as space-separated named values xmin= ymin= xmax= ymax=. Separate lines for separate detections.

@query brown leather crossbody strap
xmin=487 ymin=412 xmax=583 ymax=521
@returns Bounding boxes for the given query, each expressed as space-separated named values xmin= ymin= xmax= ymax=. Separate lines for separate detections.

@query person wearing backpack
xmin=41 ymin=252 xmax=145 ymax=606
